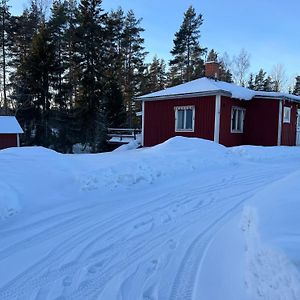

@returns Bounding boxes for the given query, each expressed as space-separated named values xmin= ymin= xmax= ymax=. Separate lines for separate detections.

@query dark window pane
xmin=232 ymin=109 xmax=237 ymax=130
xmin=177 ymin=110 xmax=184 ymax=129
xmin=185 ymin=109 xmax=193 ymax=129
xmin=237 ymin=110 xmax=242 ymax=131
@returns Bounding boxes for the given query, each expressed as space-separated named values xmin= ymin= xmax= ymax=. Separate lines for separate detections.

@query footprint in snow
xmin=143 ymin=284 xmax=158 ymax=300
xmin=161 ymin=214 xmax=171 ymax=224
xmin=62 ymin=276 xmax=72 ymax=287
xmin=168 ymin=239 xmax=177 ymax=250
xmin=87 ymin=265 xmax=98 ymax=274
xmin=146 ymin=259 xmax=158 ymax=275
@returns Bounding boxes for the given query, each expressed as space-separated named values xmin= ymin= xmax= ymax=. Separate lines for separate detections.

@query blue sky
xmin=10 ymin=0 xmax=300 ymax=80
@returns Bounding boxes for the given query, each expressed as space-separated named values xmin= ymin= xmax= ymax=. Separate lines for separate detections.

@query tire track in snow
xmin=0 ymin=168 xmax=284 ymax=298
xmin=168 ymin=195 xmax=250 ymax=300
xmin=60 ymin=191 xmax=256 ymax=300
xmin=0 ymin=187 xmax=233 ymax=299
xmin=0 ymin=164 xmax=294 ymax=299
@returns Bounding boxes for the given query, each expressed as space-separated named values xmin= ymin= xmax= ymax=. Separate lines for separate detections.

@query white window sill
xmin=231 ymin=130 xmax=243 ymax=134
xmin=175 ymin=129 xmax=195 ymax=133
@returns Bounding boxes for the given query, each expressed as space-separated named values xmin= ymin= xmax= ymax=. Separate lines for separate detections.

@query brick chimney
xmin=205 ymin=61 xmax=220 ymax=80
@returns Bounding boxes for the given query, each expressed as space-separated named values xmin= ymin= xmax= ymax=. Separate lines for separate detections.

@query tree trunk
xmin=2 ymin=7 xmax=7 ymax=114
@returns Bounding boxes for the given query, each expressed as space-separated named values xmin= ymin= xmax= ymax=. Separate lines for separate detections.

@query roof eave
xmin=253 ymin=95 xmax=300 ymax=102
xmin=253 ymin=95 xmax=282 ymax=100
xmin=135 ymin=90 xmax=231 ymax=101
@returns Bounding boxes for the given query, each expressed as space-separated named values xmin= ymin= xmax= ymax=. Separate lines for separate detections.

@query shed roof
xmin=137 ymin=77 xmax=300 ymax=102
xmin=0 ymin=116 xmax=24 ymax=134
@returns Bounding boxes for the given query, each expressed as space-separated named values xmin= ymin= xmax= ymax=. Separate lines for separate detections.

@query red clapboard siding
xmin=0 ymin=134 xmax=17 ymax=150
xmin=219 ymin=96 xmax=246 ymax=147
xmin=144 ymin=96 xmax=215 ymax=147
xmin=281 ymin=101 xmax=298 ymax=146
xmin=244 ymin=98 xmax=279 ymax=146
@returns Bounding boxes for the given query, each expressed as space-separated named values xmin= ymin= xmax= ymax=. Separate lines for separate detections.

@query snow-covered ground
xmin=1 ymin=137 xmax=300 ymax=300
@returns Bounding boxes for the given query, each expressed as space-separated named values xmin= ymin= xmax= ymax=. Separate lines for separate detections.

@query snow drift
xmin=1 ymin=137 xmax=300 ymax=300
xmin=0 ymin=137 xmax=233 ymax=220
xmin=75 ymin=137 xmax=234 ymax=191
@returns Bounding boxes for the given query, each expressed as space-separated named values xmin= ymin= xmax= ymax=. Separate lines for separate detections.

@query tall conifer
xmin=169 ymin=6 xmax=206 ymax=84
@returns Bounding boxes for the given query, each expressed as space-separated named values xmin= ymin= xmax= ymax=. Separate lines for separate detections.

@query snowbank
xmin=229 ymin=145 xmax=300 ymax=163
xmin=246 ymin=170 xmax=300 ymax=270
xmin=197 ymin=167 xmax=300 ymax=300
xmin=0 ymin=146 xmax=74 ymax=220
xmin=0 ymin=137 xmax=233 ymax=220
xmin=2 ymin=137 xmax=300 ymax=299
xmin=241 ymin=206 xmax=300 ymax=299
xmin=198 ymin=195 xmax=300 ymax=300
xmin=76 ymin=137 xmax=234 ymax=191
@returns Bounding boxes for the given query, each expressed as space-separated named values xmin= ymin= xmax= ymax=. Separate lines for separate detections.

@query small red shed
xmin=0 ymin=116 xmax=23 ymax=150
xmin=137 ymin=63 xmax=300 ymax=147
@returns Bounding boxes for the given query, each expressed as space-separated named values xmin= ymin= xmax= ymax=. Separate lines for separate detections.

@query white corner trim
xmin=277 ymin=100 xmax=283 ymax=146
xmin=214 ymin=95 xmax=221 ymax=143
xmin=141 ymin=101 xmax=145 ymax=147
xmin=17 ymin=134 xmax=20 ymax=147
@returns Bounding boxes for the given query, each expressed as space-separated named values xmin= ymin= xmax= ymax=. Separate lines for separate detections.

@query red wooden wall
xmin=244 ymin=98 xmax=279 ymax=146
xmin=144 ymin=96 xmax=215 ymax=147
xmin=143 ymin=95 xmax=298 ymax=147
xmin=219 ymin=97 xmax=246 ymax=146
xmin=0 ymin=134 xmax=17 ymax=150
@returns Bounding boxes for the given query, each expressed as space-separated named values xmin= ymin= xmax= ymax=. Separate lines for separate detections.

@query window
xmin=231 ymin=107 xmax=245 ymax=133
xmin=175 ymin=106 xmax=195 ymax=132
xmin=283 ymin=106 xmax=291 ymax=123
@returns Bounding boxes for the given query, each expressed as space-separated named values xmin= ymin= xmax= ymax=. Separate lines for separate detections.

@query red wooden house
xmin=0 ymin=116 xmax=23 ymax=150
xmin=137 ymin=62 xmax=300 ymax=147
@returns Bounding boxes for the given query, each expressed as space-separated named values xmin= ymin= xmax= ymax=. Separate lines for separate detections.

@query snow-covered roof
xmin=0 ymin=116 xmax=23 ymax=134
xmin=137 ymin=77 xmax=300 ymax=102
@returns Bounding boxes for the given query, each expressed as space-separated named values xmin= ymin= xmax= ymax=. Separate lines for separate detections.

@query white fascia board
xmin=277 ymin=100 xmax=283 ymax=146
xmin=214 ymin=95 xmax=221 ymax=143
xmin=141 ymin=101 xmax=145 ymax=147
xmin=135 ymin=90 xmax=231 ymax=102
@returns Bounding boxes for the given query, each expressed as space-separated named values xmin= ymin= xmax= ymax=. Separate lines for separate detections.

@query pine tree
xmin=48 ymin=0 xmax=80 ymax=152
xmin=48 ymin=0 xmax=69 ymax=109
xmin=254 ymin=69 xmax=267 ymax=91
xmin=248 ymin=73 xmax=255 ymax=89
xmin=121 ymin=9 xmax=147 ymax=127
xmin=23 ymin=23 xmax=57 ymax=146
xmin=75 ymin=0 xmax=107 ymax=151
xmin=0 ymin=0 xmax=12 ymax=114
xmin=264 ymin=76 xmax=273 ymax=92
xmin=219 ymin=64 xmax=233 ymax=83
xmin=294 ymin=76 xmax=300 ymax=96
xmin=10 ymin=2 xmax=43 ymax=144
xmin=63 ymin=0 xmax=79 ymax=109
xmin=102 ymin=8 xmax=128 ymax=131
xmin=169 ymin=6 xmax=206 ymax=84
xmin=142 ymin=56 xmax=166 ymax=94
xmin=105 ymin=8 xmax=125 ymax=82
xmin=103 ymin=79 xmax=126 ymax=128
xmin=207 ymin=49 xmax=218 ymax=62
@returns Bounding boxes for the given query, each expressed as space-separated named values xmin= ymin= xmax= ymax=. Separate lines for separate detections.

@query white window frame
xmin=174 ymin=106 xmax=195 ymax=132
xmin=231 ymin=106 xmax=246 ymax=133
xmin=283 ymin=106 xmax=291 ymax=123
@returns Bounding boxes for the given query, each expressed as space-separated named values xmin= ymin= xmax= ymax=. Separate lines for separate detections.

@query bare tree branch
xmin=271 ymin=63 xmax=288 ymax=92
xmin=232 ymin=48 xmax=250 ymax=86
